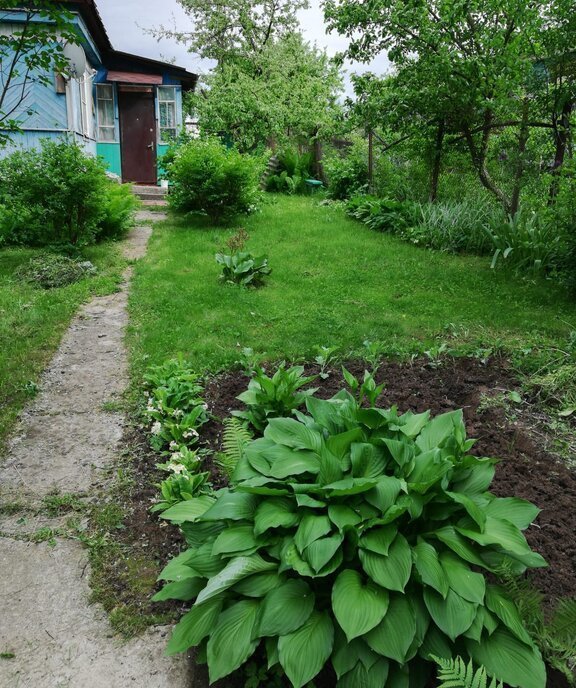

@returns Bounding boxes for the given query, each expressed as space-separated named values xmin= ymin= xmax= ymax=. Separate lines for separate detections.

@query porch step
xmin=132 ymin=185 xmax=168 ymax=202
xmin=142 ymin=199 xmax=169 ymax=207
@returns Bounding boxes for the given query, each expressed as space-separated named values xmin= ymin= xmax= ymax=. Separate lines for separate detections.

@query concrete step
xmin=132 ymin=185 xmax=168 ymax=200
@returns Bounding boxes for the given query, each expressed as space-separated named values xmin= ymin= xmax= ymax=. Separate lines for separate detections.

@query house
xmin=0 ymin=1 xmax=197 ymax=184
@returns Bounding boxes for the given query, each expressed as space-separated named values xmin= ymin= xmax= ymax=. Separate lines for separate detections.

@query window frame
xmin=96 ymin=83 xmax=117 ymax=143
xmin=157 ymin=85 xmax=178 ymax=144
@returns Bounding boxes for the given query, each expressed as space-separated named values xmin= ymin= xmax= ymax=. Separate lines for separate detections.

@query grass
xmin=128 ymin=195 xmax=576 ymax=377
xmin=0 ymin=242 xmax=126 ymax=447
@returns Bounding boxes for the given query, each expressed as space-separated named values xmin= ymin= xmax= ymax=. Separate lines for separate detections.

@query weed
xmin=42 ymin=493 xmax=86 ymax=517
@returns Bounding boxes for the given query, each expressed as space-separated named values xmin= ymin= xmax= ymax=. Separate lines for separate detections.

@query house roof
xmin=66 ymin=0 xmax=198 ymax=90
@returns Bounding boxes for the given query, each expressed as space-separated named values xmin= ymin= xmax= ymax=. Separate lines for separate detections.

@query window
xmin=96 ymin=84 xmax=116 ymax=142
xmin=158 ymin=86 xmax=177 ymax=142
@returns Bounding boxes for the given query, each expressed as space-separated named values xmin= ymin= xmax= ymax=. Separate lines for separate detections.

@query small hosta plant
xmin=155 ymin=386 xmax=547 ymax=688
xmin=144 ymin=358 xmax=209 ymax=452
xmin=215 ymin=251 xmax=271 ymax=286
xmin=233 ymin=363 xmax=317 ymax=432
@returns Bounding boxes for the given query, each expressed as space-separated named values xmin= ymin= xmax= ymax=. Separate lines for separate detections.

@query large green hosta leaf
xmin=485 ymin=585 xmax=533 ymax=645
xmin=456 ymin=517 xmax=539 ymax=558
xmin=278 ymin=611 xmax=334 ymax=688
xmin=200 ymin=491 xmax=258 ymax=521
xmin=337 ymin=658 xmax=390 ymax=688
xmin=258 ymin=579 xmax=315 ymax=636
xmin=196 ymin=554 xmax=275 ymax=604
xmin=332 ymin=569 xmax=389 ymax=640
xmin=160 ymin=495 xmax=215 ymax=522
xmin=484 ymin=497 xmax=540 ymax=530
xmin=413 ymin=541 xmax=449 ymax=598
xmin=423 ymin=587 xmax=477 ymax=641
xmin=440 ymin=551 xmax=485 ymax=604
xmin=305 ymin=533 xmax=343 ymax=572
xmin=212 ymin=524 xmax=260 ymax=556
xmin=166 ymin=595 xmax=223 ymax=655
xmin=359 ymin=534 xmax=412 ymax=592
xmin=465 ymin=627 xmax=546 ymax=688
xmin=295 ymin=514 xmax=332 ymax=553
xmin=416 ymin=410 xmax=463 ymax=452
xmin=207 ymin=599 xmax=260 ymax=682
xmin=365 ymin=594 xmax=416 ymax=663
xmin=254 ymin=497 xmax=299 ymax=536
xmin=265 ymin=417 xmax=323 ymax=452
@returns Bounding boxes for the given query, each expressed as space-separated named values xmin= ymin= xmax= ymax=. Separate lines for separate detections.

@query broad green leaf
xmin=359 ymin=534 xmax=412 ymax=592
xmin=254 ymin=497 xmax=299 ymax=536
xmin=398 ymin=411 xmax=430 ymax=438
xmin=195 ymin=555 xmax=275 ymax=605
xmin=446 ymin=490 xmax=486 ymax=530
xmin=423 ymin=587 xmax=477 ymax=641
xmin=305 ymin=533 xmax=343 ymax=572
xmin=440 ymin=551 xmax=485 ymax=604
xmin=416 ymin=410 xmax=463 ymax=452
xmin=485 ymin=497 xmax=540 ymax=530
xmin=413 ymin=541 xmax=449 ymax=598
xmin=278 ymin=611 xmax=334 ymax=688
xmin=324 ymin=477 xmax=380 ymax=496
xmin=160 ymin=495 xmax=215 ymax=522
xmin=258 ymin=579 xmax=315 ymax=636
xmin=350 ymin=443 xmax=386 ymax=478
xmin=207 ymin=599 xmax=260 ymax=682
xmin=359 ymin=525 xmax=397 ymax=556
xmin=365 ymin=477 xmax=405 ymax=512
xmin=295 ymin=494 xmax=326 ymax=508
xmin=465 ymin=628 xmax=546 ymax=688
xmin=188 ymin=541 xmax=225 ymax=577
xmin=328 ymin=504 xmax=362 ymax=530
xmin=212 ymin=524 xmax=259 ymax=556
xmin=316 ymin=547 xmax=343 ymax=577
xmin=382 ymin=438 xmax=415 ymax=468
xmin=332 ymin=570 xmax=389 ymax=640
xmin=266 ymin=637 xmax=279 ymax=669
xmin=419 ymin=624 xmax=453 ymax=661
xmin=452 ymin=459 xmax=496 ymax=495
xmin=265 ymin=417 xmax=323 ymax=452
xmin=318 ymin=446 xmax=345 ymax=484
xmin=365 ymin=594 xmax=416 ymax=663
xmin=327 ymin=428 xmax=364 ymax=459
xmin=267 ymin=446 xmax=321 ymax=479
xmin=456 ymin=517 xmax=535 ymax=557
xmin=181 ymin=521 xmax=225 ymax=548
xmin=433 ymin=526 xmax=488 ymax=568
xmin=407 ymin=450 xmax=451 ymax=492
xmin=485 ymin=585 xmax=533 ymax=645
xmin=281 ymin=542 xmax=315 ymax=577
xmin=306 ymin=397 xmax=346 ymax=434
xmin=152 ymin=578 xmax=205 ymax=602
xmin=200 ymin=491 xmax=258 ymax=521
xmin=294 ymin=513 xmax=332 ymax=553
xmin=337 ymin=658 xmax=390 ymax=688
xmin=166 ymin=595 xmax=223 ymax=655
xmin=233 ymin=571 xmax=283 ymax=597
xmin=158 ymin=548 xmax=198 ymax=582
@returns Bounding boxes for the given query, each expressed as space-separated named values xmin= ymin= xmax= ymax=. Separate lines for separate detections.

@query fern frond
xmin=433 ymin=656 xmax=503 ymax=688
xmin=217 ymin=417 xmax=252 ymax=478
xmin=550 ymin=598 xmax=576 ymax=647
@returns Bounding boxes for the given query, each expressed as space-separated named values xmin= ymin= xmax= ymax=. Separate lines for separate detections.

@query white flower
xmin=169 ymin=441 xmax=179 ymax=451
xmin=151 ymin=421 xmax=162 ymax=435
xmin=170 ymin=451 xmax=183 ymax=462
xmin=183 ymin=428 xmax=199 ymax=439
xmin=172 ymin=408 xmax=184 ymax=418
xmin=170 ymin=463 xmax=186 ymax=474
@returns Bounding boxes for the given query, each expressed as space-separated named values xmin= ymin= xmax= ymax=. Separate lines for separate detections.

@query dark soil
xmin=127 ymin=356 xmax=576 ymax=688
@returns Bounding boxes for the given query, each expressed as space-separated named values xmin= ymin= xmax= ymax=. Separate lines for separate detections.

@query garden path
xmin=0 ymin=211 xmax=195 ymax=687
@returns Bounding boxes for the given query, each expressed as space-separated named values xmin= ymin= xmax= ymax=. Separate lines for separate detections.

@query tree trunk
xmin=463 ymin=110 xmax=512 ymax=215
xmin=429 ymin=118 xmax=445 ymax=203
xmin=510 ymin=98 xmax=530 ymax=217
xmin=368 ymin=129 xmax=374 ymax=193
xmin=312 ymin=129 xmax=326 ymax=184
xmin=548 ymin=97 xmax=572 ymax=202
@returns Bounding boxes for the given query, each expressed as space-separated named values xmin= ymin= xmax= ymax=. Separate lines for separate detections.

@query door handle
xmin=147 ymin=142 xmax=154 ymax=149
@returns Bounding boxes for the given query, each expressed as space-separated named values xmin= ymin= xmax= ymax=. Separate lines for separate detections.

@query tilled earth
xmin=127 ymin=356 xmax=575 ymax=688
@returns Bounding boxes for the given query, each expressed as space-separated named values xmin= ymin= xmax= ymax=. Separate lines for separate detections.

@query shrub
xmin=164 ymin=138 xmax=261 ymax=223
xmin=0 ymin=140 xmax=112 ymax=246
xmin=324 ymin=141 xmax=369 ymax=200
xmin=156 ymin=386 xmax=547 ymax=688
xmin=346 ymin=195 xmax=417 ymax=234
xmin=15 ymin=254 xmax=95 ymax=289
xmin=96 ymin=183 xmax=139 ymax=241
xmin=266 ymin=149 xmax=316 ymax=195
xmin=233 ymin=363 xmax=317 ymax=432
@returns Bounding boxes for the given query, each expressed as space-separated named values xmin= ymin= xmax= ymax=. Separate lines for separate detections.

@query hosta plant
xmin=233 ymin=363 xmax=317 ymax=432
xmin=155 ymin=389 xmax=547 ymax=688
xmin=215 ymin=251 xmax=271 ymax=286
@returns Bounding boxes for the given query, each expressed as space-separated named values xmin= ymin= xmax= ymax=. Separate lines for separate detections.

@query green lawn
xmin=0 ymin=244 xmax=126 ymax=446
xmin=128 ymin=195 xmax=576 ymax=377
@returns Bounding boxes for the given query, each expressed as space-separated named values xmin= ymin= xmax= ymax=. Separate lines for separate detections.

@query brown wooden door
xmin=118 ymin=90 xmax=157 ymax=184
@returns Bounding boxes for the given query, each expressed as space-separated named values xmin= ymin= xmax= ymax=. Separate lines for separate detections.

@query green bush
xmin=215 ymin=251 xmax=271 ymax=286
xmin=0 ymin=140 xmax=136 ymax=247
xmin=346 ymin=195 xmax=417 ymax=234
xmin=266 ymin=149 xmax=316 ymax=195
xmin=155 ymin=385 xmax=547 ymax=688
xmin=164 ymin=138 xmax=261 ymax=223
xmin=14 ymin=253 xmax=95 ymax=289
xmin=324 ymin=142 xmax=369 ymax=200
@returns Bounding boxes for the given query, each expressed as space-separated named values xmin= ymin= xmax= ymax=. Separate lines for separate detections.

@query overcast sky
xmin=95 ymin=0 xmax=389 ymax=94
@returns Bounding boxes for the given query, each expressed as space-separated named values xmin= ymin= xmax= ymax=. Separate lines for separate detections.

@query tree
xmin=0 ymin=1 xmax=78 ymax=145
xmin=188 ymin=32 xmax=343 ymax=151
xmin=323 ymin=0 xmax=549 ymax=213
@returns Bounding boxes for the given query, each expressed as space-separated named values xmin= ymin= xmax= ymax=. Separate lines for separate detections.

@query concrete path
xmin=0 ymin=212 xmax=194 ymax=687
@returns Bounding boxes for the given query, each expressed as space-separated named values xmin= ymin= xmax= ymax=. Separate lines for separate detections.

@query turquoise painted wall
xmin=157 ymin=144 xmax=169 ymax=181
xmin=97 ymin=142 xmax=122 ymax=176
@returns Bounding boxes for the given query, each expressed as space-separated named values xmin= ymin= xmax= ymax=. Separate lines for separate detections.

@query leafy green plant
xmin=233 ymin=363 xmax=317 ymax=432
xmin=164 ymin=138 xmax=261 ymax=223
xmin=324 ymin=142 xmax=369 ymax=200
xmin=215 ymin=251 xmax=271 ymax=286
xmin=155 ymin=387 xmax=547 ymax=687
xmin=346 ymin=195 xmax=416 ymax=234
xmin=97 ymin=182 xmax=139 ymax=241
xmin=314 ymin=345 xmax=339 ymax=380
xmin=152 ymin=448 xmax=211 ymax=513
xmin=144 ymin=358 xmax=209 ymax=453
xmin=485 ymin=210 xmax=562 ymax=276
xmin=434 ymin=656 xmax=503 ymax=688
xmin=15 ymin=254 xmax=95 ymax=289
xmin=266 ymin=149 xmax=316 ymax=195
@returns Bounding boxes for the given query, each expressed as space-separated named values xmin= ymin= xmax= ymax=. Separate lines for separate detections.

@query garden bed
xmin=127 ymin=355 xmax=575 ymax=687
